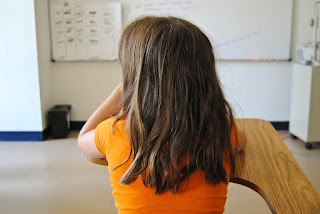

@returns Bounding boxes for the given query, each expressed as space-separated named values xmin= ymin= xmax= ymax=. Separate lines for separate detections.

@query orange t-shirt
xmin=95 ymin=118 xmax=238 ymax=214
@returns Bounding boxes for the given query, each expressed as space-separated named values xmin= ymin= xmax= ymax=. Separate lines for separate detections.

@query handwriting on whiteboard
xmin=216 ymin=30 xmax=263 ymax=48
xmin=133 ymin=0 xmax=199 ymax=15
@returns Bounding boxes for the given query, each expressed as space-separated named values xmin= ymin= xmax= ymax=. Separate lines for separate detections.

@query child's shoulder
xmin=97 ymin=118 xmax=126 ymax=135
xmin=101 ymin=117 xmax=125 ymax=126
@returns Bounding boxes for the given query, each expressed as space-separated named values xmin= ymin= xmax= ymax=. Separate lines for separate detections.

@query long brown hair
xmin=115 ymin=16 xmax=237 ymax=194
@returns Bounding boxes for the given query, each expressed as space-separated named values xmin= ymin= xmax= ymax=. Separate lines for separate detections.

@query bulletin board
xmin=49 ymin=0 xmax=122 ymax=61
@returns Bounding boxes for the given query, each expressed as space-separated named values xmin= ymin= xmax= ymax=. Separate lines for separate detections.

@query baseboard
xmin=69 ymin=121 xmax=290 ymax=131
xmin=0 ymin=132 xmax=43 ymax=141
xmin=70 ymin=121 xmax=85 ymax=130
xmin=0 ymin=121 xmax=85 ymax=141
xmin=270 ymin=121 xmax=289 ymax=131
xmin=70 ymin=121 xmax=290 ymax=131
xmin=42 ymin=126 xmax=51 ymax=140
xmin=0 ymin=120 xmax=289 ymax=141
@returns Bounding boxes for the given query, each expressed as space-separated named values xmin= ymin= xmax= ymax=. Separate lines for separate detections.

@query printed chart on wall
xmin=124 ymin=0 xmax=293 ymax=61
xmin=49 ymin=0 xmax=122 ymax=61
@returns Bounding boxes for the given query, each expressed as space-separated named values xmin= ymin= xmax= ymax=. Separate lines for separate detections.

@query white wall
xmin=218 ymin=0 xmax=315 ymax=121
xmin=292 ymin=0 xmax=314 ymax=54
xmin=0 ymin=0 xmax=43 ymax=131
xmin=52 ymin=61 xmax=122 ymax=121
xmin=49 ymin=0 xmax=314 ymax=122
xmin=0 ymin=0 xmax=314 ymax=133
xmin=217 ymin=62 xmax=292 ymax=120
xmin=34 ymin=0 xmax=53 ymax=129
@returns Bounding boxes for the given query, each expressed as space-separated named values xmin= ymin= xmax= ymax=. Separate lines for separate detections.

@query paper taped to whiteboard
xmin=49 ymin=0 xmax=122 ymax=61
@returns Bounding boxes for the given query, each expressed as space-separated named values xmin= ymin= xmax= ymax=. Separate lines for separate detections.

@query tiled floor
xmin=0 ymin=131 xmax=319 ymax=214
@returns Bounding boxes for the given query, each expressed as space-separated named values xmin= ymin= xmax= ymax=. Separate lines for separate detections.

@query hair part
xmin=115 ymin=16 xmax=237 ymax=194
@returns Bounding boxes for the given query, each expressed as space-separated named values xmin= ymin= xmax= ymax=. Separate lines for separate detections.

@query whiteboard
xmin=49 ymin=0 xmax=122 ymax=61
xmin=122 ymin=0 xmax=293 ymax=61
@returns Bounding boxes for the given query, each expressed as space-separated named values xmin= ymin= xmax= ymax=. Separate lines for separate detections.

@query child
xmin=78 ymin=16 xmax=246 ymax=214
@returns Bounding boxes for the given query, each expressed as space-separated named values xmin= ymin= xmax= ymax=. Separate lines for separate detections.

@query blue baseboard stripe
xmin=0 ymin=132 xmax=43 ymax=141
xmin=270 ymin=121 xmax=289 ymax=131
xmin=0 ymin=121 xmax=289 ymax=141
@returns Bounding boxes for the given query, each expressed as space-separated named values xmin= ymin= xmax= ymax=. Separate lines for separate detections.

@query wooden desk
xmin=87 ymin=119 xmax=320 ymax=214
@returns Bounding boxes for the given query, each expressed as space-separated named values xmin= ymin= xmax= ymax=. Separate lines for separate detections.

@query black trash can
xmin=48 ymin=105 xmax=71 ymax=138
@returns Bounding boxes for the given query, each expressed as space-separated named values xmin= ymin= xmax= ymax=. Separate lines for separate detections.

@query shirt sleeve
xmin=94 ymin=118 xmax=114 ymax=156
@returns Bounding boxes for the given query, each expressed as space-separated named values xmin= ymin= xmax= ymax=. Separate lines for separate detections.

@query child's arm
xmin=236 ymin=129 xmax=247 ymax=152
xmin=78 ymin=84 xmax=123 ymax=158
